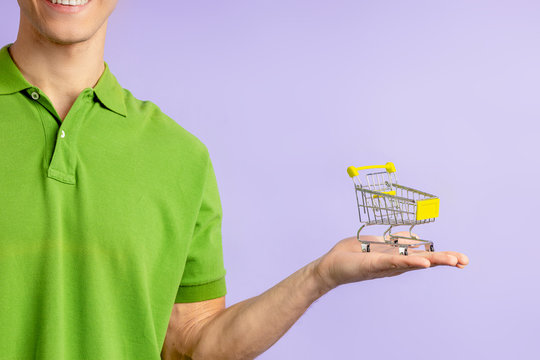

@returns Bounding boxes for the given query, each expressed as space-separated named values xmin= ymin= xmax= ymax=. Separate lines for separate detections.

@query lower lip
xmin=42 ymin=0 xmax=92 ymax=14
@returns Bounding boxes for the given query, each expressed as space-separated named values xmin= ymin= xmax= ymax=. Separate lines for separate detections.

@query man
xmin=0 ymin=0 xmax=468 ymax=359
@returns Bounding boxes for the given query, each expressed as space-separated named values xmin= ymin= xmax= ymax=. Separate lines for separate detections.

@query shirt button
xmin=60 ymin=130 xmax=66 ymax=138
xmin=31 ymin=92 xmax=39 ymax=100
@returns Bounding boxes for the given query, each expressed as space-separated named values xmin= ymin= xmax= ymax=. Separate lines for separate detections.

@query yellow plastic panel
xmin=416 ymin=198 xmax=440 ymax=220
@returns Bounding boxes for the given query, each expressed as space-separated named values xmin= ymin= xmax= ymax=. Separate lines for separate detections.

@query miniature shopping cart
xmin=347 ymin=162 xmax=439 ymax=255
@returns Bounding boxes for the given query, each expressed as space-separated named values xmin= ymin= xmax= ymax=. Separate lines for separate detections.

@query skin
xmin=10 ymin=0 xmax=117 ymax=121
xmin=161 ymin=233 xmax=467 ymax=359
xmin=8 ymin=1 xmax=470 ymax=359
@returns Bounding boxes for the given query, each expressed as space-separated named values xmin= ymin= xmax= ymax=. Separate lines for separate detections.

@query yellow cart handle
xmin=347 ymin=162 xmax=396 ymax=178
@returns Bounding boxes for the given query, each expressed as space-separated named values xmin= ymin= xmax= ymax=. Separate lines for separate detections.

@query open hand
xmin=314 ymin=232 xmax=469 ymax=293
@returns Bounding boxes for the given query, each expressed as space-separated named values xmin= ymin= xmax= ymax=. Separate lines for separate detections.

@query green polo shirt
xmin=0 ymin=43 xmax=226 ymax=359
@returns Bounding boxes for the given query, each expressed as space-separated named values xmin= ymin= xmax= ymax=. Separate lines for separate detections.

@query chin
xmin=17 ymin=0 xmax=116 ymax=45
xmin=43 ymin=29 xmax=94 ymax=45
xmin=31 ymin=17 xmax=99 ymax=45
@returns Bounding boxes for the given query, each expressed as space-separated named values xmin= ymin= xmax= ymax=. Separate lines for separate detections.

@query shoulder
xmin=120 ymin=88 xmax=210 ymax=162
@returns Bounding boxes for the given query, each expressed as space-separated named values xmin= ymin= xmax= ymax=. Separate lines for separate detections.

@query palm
xmin=316 ymin=232 xmax=469 ymax=291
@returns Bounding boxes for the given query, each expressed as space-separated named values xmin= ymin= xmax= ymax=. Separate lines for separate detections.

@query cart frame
xmin=347 ymin=162 xmax=439 ymax=255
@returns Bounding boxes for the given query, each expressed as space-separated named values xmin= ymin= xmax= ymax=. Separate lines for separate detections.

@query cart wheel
xmin=366 ymin=243 xmax=371 ymax=252
xmin=429 ymin=244 xmax=435 ymax=252
xmin=361 ymin=243 xmax=370 ymax=253
xmin=399 ymin=247 xmax=408 ymax=256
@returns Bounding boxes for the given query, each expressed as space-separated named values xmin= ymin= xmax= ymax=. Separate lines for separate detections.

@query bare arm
xmin=161 ymin=261 xmax=323 ymax=360
xmin=162 ymin=234 xmax=469 ymax=360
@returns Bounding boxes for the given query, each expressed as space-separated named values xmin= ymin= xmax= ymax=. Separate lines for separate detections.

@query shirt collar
xmin=0 ymin=43 xmax=127 ymax=117
xmin=93 ymin=61 xmax=127 ymax=117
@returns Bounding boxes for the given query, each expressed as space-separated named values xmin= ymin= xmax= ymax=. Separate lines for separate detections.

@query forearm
xmin=174 ymin=235 xmax=469 ymax=359
xmin=191 ymin=259 xmax=329 ymax=360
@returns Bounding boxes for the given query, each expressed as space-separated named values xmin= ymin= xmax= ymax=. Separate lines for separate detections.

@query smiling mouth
xmin=47 ymin=0 xmax=90 ymax=5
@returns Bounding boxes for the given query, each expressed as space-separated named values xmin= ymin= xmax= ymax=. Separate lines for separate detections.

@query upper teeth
xmin=50 ymin=0 xmax=89 ymax=5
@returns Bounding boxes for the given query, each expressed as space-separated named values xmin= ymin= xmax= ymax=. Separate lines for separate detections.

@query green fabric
xmin=175 ymin=277 xmax=227 ymax=303
xmin=0 ymin=43 xmax=226 ymax=359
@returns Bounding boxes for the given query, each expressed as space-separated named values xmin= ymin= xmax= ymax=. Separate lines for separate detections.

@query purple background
xmin=2 ymin=1 xmax=538 ymax=359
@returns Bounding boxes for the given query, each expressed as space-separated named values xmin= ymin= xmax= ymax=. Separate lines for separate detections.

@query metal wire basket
xmin=347 ymin=162 xmax=439 ymax=255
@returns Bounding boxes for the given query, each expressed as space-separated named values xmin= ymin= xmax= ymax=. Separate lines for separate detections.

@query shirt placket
xmin=26 ymin=87 xmax=92 ymax=185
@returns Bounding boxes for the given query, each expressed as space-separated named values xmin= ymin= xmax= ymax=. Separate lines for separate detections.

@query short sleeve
xmin=174 ymin=152 xmax=227 ymax=303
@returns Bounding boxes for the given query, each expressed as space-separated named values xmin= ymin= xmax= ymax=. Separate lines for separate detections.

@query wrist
xmin=306 ymin=257 xmax=335 ymax=298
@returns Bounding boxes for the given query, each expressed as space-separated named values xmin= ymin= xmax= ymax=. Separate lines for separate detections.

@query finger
xmin=357 ymin=235 xmax=385 ymax=243
xmin=427 ymin=251 xmax=469 ymax=268
xmin=377 ymin=253 xmax=431 ymax=270
xmin=395 ymin=238 xmax=421 ymax=245
xmin=413 ymin=251 xmax=459 ymax=267
xmin=440 ymin=251 xmax=469 ymax=266
xmin=370 ymin=254 xmax=431 ymax=279
xmin=404 ymin=246 xmax=469 ymax=266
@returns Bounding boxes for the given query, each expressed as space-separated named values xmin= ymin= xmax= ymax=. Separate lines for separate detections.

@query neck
xmin=9 ymin=11 xmax=107 ymax=120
